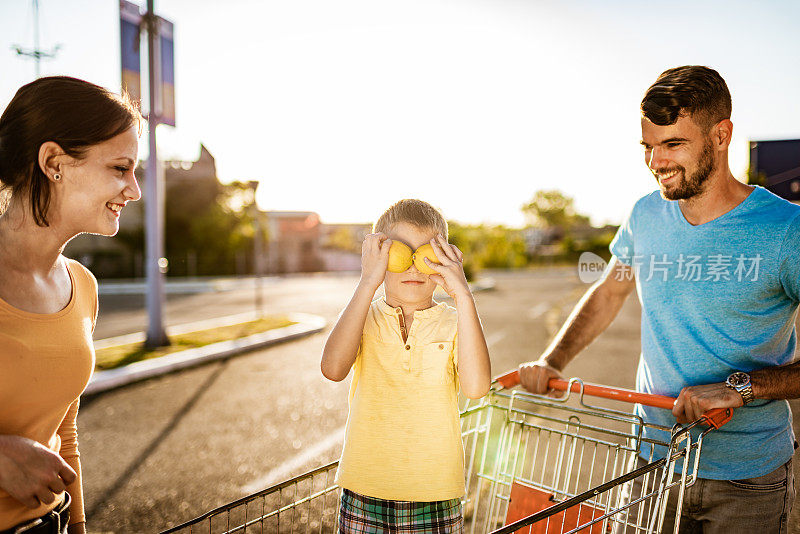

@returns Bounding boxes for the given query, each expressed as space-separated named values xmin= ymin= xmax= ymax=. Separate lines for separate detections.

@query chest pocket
xmin=420 ymin=341 xmax=455 ymax=385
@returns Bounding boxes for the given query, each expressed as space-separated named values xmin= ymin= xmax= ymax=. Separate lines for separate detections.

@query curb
xmin=85 ymin=313 xmax=326 ymax=396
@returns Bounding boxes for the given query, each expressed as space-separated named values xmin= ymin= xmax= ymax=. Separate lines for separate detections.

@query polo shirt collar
xmin=376 ymin=297 xmax=447 ymax=318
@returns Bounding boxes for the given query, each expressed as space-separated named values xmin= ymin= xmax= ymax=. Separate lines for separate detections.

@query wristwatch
xmin=725 ymin=371 xmax=754 ymax=405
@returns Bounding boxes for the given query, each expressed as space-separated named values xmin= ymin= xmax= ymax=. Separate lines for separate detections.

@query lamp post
xmin=249 ymin=181 xmax=264 ymax=318
xmin=144 ymin=0 xmax=169 ymax=348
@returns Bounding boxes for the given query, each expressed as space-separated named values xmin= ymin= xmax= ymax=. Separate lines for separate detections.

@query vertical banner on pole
xmin=158 ymin=17 xmax=176 ymax=126
xmin=119 ymin=0 xmax=142 ymax=102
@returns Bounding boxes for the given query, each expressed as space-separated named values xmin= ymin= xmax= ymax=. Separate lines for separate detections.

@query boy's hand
xmin=424 ymin=234 xmax=470 ymax=302
xmin=360 ymin=233 xmax=392 ymax=290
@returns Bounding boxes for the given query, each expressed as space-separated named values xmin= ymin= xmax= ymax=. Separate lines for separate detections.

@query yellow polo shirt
xmin=335 ymin=297 xmax=464 ymax=501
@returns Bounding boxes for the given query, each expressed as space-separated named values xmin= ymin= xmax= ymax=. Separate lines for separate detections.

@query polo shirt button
xmin=405 ymin=345 xmax=411 ymax=350
xmin=439 ymin=344 xmax=444 ymax=349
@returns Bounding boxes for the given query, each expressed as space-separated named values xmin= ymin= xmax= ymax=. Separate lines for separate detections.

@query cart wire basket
xmin=160 ymin=370 xmax=732 ymax=534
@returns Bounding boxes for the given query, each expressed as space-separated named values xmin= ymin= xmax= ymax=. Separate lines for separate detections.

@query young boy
xmin=321 ymin=199 xmax=491 ymax=533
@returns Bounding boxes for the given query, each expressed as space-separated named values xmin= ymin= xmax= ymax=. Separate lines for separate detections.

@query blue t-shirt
xmin=609 ymin=186 xmax=800 ymax=480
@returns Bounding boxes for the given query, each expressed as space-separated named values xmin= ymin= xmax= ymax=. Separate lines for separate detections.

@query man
xmin=518 ymin=65 xmax=800 ymax=533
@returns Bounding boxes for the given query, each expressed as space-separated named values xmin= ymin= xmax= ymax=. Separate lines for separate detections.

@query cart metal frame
xmin=161 ymin=373 xmax=731 ymax=534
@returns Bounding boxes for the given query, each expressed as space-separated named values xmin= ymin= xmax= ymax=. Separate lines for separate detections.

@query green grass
xmin=95 ymin=316 xmax=296 ymax=370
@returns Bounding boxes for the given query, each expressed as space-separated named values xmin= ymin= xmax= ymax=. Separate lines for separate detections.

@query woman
xmin=0 ymin=76 xmax=142 ymax=534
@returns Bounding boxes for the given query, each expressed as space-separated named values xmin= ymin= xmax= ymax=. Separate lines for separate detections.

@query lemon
xmin=412 ymin=244 xmax=440 ymax=274
xmin=387 ymin=241 xmax=413 ymax=273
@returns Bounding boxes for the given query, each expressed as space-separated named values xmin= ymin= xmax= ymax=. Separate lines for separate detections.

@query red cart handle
xmin=495 ymin=370 xmax=733 ymax=429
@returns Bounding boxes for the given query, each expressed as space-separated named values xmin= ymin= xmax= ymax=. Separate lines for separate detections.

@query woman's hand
xmin=359 ymin=233 xmax=392 ymax=290
xmin=0 ymin=435 xmax=76 ymax=509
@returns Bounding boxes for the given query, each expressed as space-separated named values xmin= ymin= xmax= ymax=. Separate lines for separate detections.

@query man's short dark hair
xmin=641 ymin=66 xmax=731 ymax=131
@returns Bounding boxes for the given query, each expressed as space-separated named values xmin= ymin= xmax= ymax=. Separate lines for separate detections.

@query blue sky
xmin=2 ymin=0 xmax=799 ymax=226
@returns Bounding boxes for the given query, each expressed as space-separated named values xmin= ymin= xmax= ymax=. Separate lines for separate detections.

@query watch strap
xmin=726 ymin=372 xmax=754 ymax=405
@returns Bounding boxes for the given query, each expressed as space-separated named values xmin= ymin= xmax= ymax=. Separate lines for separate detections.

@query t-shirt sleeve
xmin=609 ymin=203 xmax=637 ymax=266
xmin=779 ymin=213 xmax=800 ymax=302
xmin=57 ymin=399 xmax=85 ymax=525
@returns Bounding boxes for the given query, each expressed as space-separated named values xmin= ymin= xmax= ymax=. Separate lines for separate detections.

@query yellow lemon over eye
xmin=387 ymin=241 xmax=413 ymax=273
xmin=412 ymin=244 xmax=440 ymax=275
xmin=386 ymin=242 xmax=442 ymax=274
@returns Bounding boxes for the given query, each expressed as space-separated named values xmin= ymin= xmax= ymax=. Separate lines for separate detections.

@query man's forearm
xmin=543 ymin=282 xmax=630 ymax=370
xmin=751 ymin=360 xmax=800 ymax=400
xmin=673 ymin=360 xmax=800 ymax=423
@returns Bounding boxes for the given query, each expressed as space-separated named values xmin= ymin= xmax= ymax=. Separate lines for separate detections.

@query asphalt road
xmin=81 ymin=270 xmax=800 ymax=533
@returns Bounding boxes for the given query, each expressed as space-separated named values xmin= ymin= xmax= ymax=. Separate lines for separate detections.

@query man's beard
xmin=656 ymin=140 xmax=715 ymax=201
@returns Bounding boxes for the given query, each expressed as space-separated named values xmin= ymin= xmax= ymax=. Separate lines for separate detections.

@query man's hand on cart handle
xmin=672 ymin=382 xmax=742 ymax=425
xmin=517 ymin=360 xmax=564 ymax=398
xmin=496 ymin=370 xmax=734 ymax=429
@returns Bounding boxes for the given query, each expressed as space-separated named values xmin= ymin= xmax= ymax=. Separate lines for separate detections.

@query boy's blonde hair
xmin=373 ymin=199 xmax=448 ymax=239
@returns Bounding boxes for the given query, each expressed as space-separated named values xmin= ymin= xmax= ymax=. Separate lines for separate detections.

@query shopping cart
xmin=160 ymin=370 xmax=732 ymax=534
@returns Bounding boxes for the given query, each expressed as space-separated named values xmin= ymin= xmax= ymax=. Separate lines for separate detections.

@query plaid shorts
xmin=339 ymin=488 xmax=464 ymax=533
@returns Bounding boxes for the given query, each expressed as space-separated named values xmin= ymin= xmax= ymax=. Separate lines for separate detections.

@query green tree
xmin=325 ymin=227 xmax=362 ymax=254
xmin=522 ymin=190 xmax=589 ymax=230
xmin=165 ymin=180 xmax=262 ymax=276
xmin=448 ymin=222 xmax=529 ymax=278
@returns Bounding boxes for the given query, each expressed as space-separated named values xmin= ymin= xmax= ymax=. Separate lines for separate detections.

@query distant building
xmin=749 ymin=139 xmax=800 ymax=203
xmin=264 ymin=211 xmax=324 ymax=273
xmin=64 ymin=144 xmax=221 ymax=277
xmin=320 ymin=223 xmax=373 ymax=271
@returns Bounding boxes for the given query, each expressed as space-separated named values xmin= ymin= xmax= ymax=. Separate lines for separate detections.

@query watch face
xmin=728 ymin=372 xmax=750 ymax=387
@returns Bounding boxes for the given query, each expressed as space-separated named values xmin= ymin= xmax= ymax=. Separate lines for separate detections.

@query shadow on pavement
xmin=85 ymin=360 xmax=230 ymax=521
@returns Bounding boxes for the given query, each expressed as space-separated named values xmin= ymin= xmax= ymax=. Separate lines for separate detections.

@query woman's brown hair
xmin=0 ymin=76 xmax=142 ymax=226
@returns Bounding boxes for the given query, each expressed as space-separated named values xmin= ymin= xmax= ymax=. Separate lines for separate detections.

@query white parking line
xmin=241 ymin=425 xmax=346 ymax=495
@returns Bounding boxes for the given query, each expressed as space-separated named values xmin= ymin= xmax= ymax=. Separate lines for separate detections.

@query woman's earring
xmin=53 ymin=173 xmax=62 ymax=181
